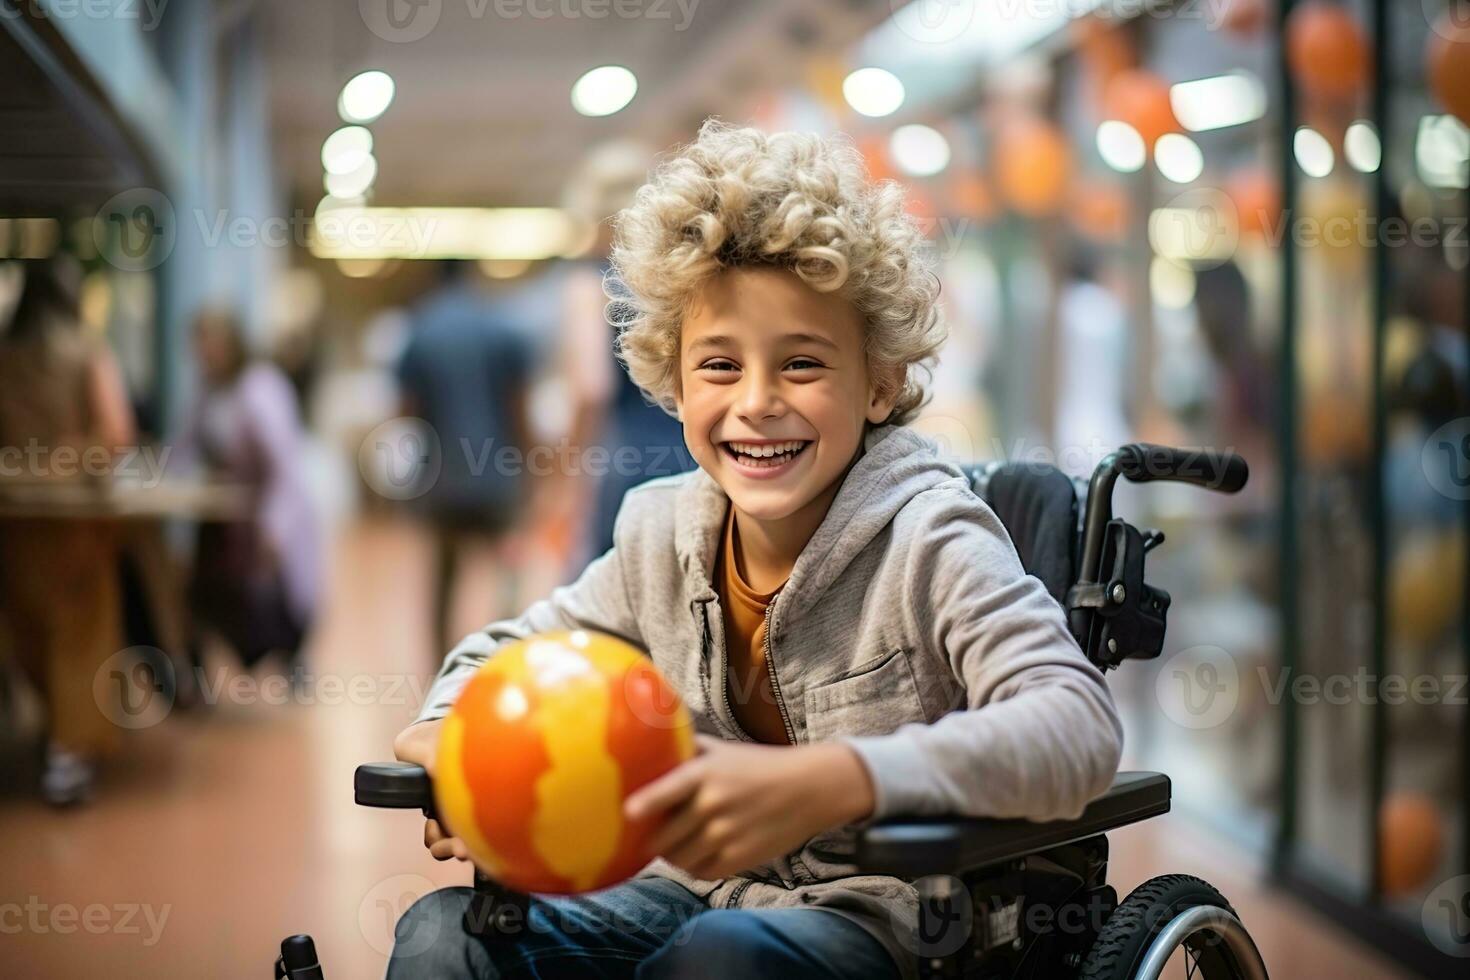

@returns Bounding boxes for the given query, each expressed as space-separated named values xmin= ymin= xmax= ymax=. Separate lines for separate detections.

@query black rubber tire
xmin=1079 ymin=874 xmax=1244 ymax=979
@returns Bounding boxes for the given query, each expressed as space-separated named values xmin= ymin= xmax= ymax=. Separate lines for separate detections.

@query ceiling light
xmin=1294 ymin=127 xmax=1335 ymax=178
xmin=1169 ymin=72 xmax=1267 ymax=132
xmin=571 ymin=66 xmax=638 ymax=117
xmin=339 ymin=70 xmax=395 ymax=124
xmin=889 ymin=124 xmax=950 ymax=177
xmin=843 ymin=67 xmax=905 ymax=118
xmin=1155 ymin=133 xmax=1204 ymax=184
xmin=324 ymin=155 xmax=378 ymax=198
xmin=1097 ymin=120 xmax=1145 ymax=173
xmin=322 ymin=126 xmax=374 ymax=176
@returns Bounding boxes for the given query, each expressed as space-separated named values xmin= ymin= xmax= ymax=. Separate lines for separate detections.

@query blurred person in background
xmin=1386 ymin=254 xmax=1467 ymax=527
xmin=1193 ymin=261 xmax=1274 ymax=473
xmin=397 ymin=260 xmax=535 ymax=662
xmin=1054 ymin=246 xmax=1130 ymax=476
xmin=184 ymin=309 xmax=321 ymax=686
xmin=0 ymin=257 xmax=136 ymax=805
xmin=558 ymin=140 xmax=695 ymax=564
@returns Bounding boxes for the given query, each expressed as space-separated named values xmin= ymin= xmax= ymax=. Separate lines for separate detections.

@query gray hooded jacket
xmin=414 ymin=424 xmax=1123 ymax=976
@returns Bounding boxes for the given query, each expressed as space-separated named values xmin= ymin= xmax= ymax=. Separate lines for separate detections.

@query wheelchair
xmin=278 ymin=442 xmax=1269 ymax=980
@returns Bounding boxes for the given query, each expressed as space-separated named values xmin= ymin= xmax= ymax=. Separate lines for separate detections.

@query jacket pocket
xmin=803 ymin=648 xmax=927 ymax=742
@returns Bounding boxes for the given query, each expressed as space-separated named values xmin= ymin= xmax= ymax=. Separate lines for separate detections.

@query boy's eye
xmin=694 ymin=357 xmax=824 ymax=375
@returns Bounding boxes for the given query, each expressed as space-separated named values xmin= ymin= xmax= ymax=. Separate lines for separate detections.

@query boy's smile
xmin=673 ymin=266 xmax=897 ymax=572
xmin=717 ymin=438 xmax=812 ymax=479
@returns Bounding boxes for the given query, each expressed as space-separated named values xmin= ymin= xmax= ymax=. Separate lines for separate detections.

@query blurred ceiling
xmin=0 ymin=13 xmax=156 ymax=215
xmin=263 ymin=0 xmax=893 ymax=209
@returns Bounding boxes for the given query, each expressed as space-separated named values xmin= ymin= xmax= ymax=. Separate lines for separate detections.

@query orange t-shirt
xmin=715 ymin=504 xmax=792 ymax=744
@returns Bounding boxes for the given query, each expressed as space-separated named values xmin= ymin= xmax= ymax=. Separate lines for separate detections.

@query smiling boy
xmin=390 ymin=122 xmax=1123 ymax=980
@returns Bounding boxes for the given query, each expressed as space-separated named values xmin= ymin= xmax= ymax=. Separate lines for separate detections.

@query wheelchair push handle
xmin=1112 ymin=443 xmax=1249 ymax=494
xmin=275 ymin=934 xmax=324 ymax=980
xmin=353 ymin=762 xmax=533 ymax=940
xmin=355 ymin=761 xmax=435 ymax=815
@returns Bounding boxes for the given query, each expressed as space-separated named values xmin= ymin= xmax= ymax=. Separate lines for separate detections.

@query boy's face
xmin=673 ymin=266 xmax=897 ymax=524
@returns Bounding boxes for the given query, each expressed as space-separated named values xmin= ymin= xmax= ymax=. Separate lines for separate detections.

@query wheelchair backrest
xmin=963 ymin=461 xmax=1080 ymax=610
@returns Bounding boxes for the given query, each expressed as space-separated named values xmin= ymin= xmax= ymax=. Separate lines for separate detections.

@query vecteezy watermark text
xmin=0 ymin=440 xmax=170 ymax=486
xmin=0 ymin=897 xmax=170 ymax=946
xmin=1157 ymin=645 xmax=1470 ymax=731
xmin=358 ymin=0 xmax=700 ymax=44
xmin=0 ymin=0 xmax=169 ymax=31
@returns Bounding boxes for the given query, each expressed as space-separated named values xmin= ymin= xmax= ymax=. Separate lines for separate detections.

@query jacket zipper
xmin=699 ymin=599 xmax=753 ymax=743
xmin=762 ymin=593 xmax=797 ymax=744
xmin=724 ymin=877 xmax=755 ymax=909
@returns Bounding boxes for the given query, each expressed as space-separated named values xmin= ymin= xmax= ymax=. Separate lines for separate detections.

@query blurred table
xmin=0 ymin=477 xmax=252 ymax=521
xmin=0 ymin=478 xmax=254 ymax=667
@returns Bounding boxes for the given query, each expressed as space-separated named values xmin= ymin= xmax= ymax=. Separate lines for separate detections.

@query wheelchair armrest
xmin=355 ymin=762 xmax=434 ymax=811
xmin=854 ymin=771 xmax=1170 ymax=877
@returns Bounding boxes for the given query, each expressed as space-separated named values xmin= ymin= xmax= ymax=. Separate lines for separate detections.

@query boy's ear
xmin=865 ymin=366 xmax=902 ymax=424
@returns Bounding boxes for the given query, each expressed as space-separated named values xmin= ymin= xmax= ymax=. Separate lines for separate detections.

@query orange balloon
xmin=1287 ymin=2 xmax=1369 ymax=102
xmin=1104 ymin=70 xmax=1179 ymax=148
xmin=1227 ymin=168 xmax=1281 ymax=239
xmin=1379 ymin=793 xmax=1445 ymax=897
xmin=1427 ymin=12 xmax=1470 ymax=126
xmin=805 ymin=57 xmax=849 ymax=117
xmin=1221 ymin=0 xmax=1270 ymax=37
xmin=1074 ymin=16 xmax=1134 ymax=98
xmin=1069 ymin=179 xmax=1129 ymax=242
xmin=994 ymin=117 xmax=1073 ymax=218
xmin=435 ymin=630 xmax=695 ymax=894
xmin=947 ymin=173 xmax=997 ymax=223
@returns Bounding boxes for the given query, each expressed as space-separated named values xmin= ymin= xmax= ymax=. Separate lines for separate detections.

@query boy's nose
xmin=735 ymin=372 xmax=786 ymax=422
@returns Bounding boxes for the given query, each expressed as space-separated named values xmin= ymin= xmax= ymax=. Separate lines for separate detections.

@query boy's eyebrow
xmin=686 ymin=332 xmax=840 ymax=354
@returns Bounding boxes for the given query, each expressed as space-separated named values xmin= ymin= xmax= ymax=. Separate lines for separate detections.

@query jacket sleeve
xmin=412 ymin=511 xmax=643 ymax=724
xmin=843 ymin=486 xmax=1124 ymax=822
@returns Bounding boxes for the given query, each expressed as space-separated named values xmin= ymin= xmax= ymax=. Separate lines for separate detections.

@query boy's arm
xmin=843 ymin=487 xmax=1124 ymax=824
xmin=411 ymin=533 xmax=641 ymax=726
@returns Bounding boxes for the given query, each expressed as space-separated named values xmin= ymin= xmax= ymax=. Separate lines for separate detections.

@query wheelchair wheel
xmin=1079 ymin=875 xmax=1268 ymax=980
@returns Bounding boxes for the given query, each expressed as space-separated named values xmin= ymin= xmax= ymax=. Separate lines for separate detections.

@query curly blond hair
xmin=607 ymin=120 xmax=946 ymax=426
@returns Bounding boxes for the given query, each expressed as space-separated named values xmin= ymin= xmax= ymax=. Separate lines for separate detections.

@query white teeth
xmin=726 ymin=440 xmax=806 ymax=457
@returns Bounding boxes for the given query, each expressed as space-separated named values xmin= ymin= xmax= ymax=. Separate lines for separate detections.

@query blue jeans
xmin=386 ymin=877 xmax=902 ymax=979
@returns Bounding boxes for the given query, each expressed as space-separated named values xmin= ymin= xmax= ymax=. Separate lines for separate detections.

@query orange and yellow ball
xmin=434 ymin=630 xmax=694 ymax=894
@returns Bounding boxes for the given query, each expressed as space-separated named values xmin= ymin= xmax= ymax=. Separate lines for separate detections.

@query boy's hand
xmin=392 ymin=720 xmax=471 ymax=863
xmin=624 ymin=735 xmax=876 ymax=880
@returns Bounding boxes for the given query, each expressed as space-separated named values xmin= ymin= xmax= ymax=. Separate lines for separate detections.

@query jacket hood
xmin=673 ymin=424 xmax=967 ymax=609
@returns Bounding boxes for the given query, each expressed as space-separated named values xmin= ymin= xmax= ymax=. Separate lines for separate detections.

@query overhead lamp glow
xmin=316 ymin=194 xmax=366 ymax=216
xmin=889 ymin=124 xmax=950 ymax=177
xmin=322 ymin=126 xmax=374 ymax=176
xmin=1097 ymin=120 xmax=1146 ymax=173
xmin=1344 ymin=121 xmax=1381 ymax=173
xmin=1169 ymin=72 xmax=1267 ymax=133
xmin=338 ymin=70 xmax=395 ymax=124
xmin=1148 ymin=200 xmax=1238 ymax=263
xmin=843 ymin=67 xmax=905 ymax=118
xmin=1150 ymin=256 xmax=1197 ymax=310
xmin=324 ymin=154 xmax=378 ymax=198
xmin=571 ymin=65 xmax=638 ymax=117
xmin=311 ymin=207 xmax=580 ymax=261
xmin=1293 ymin=127 xmax=1335 ymax=178
xmin=479 ymin=259 xmax=533 ymax=280
xmin=337 ymin=258 xmax=391 ymax=279
xmin=1155 ymin=133 xmax=1204 ymax=184
xmin=1414 ymin=115 xmax=1469 ymax=189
